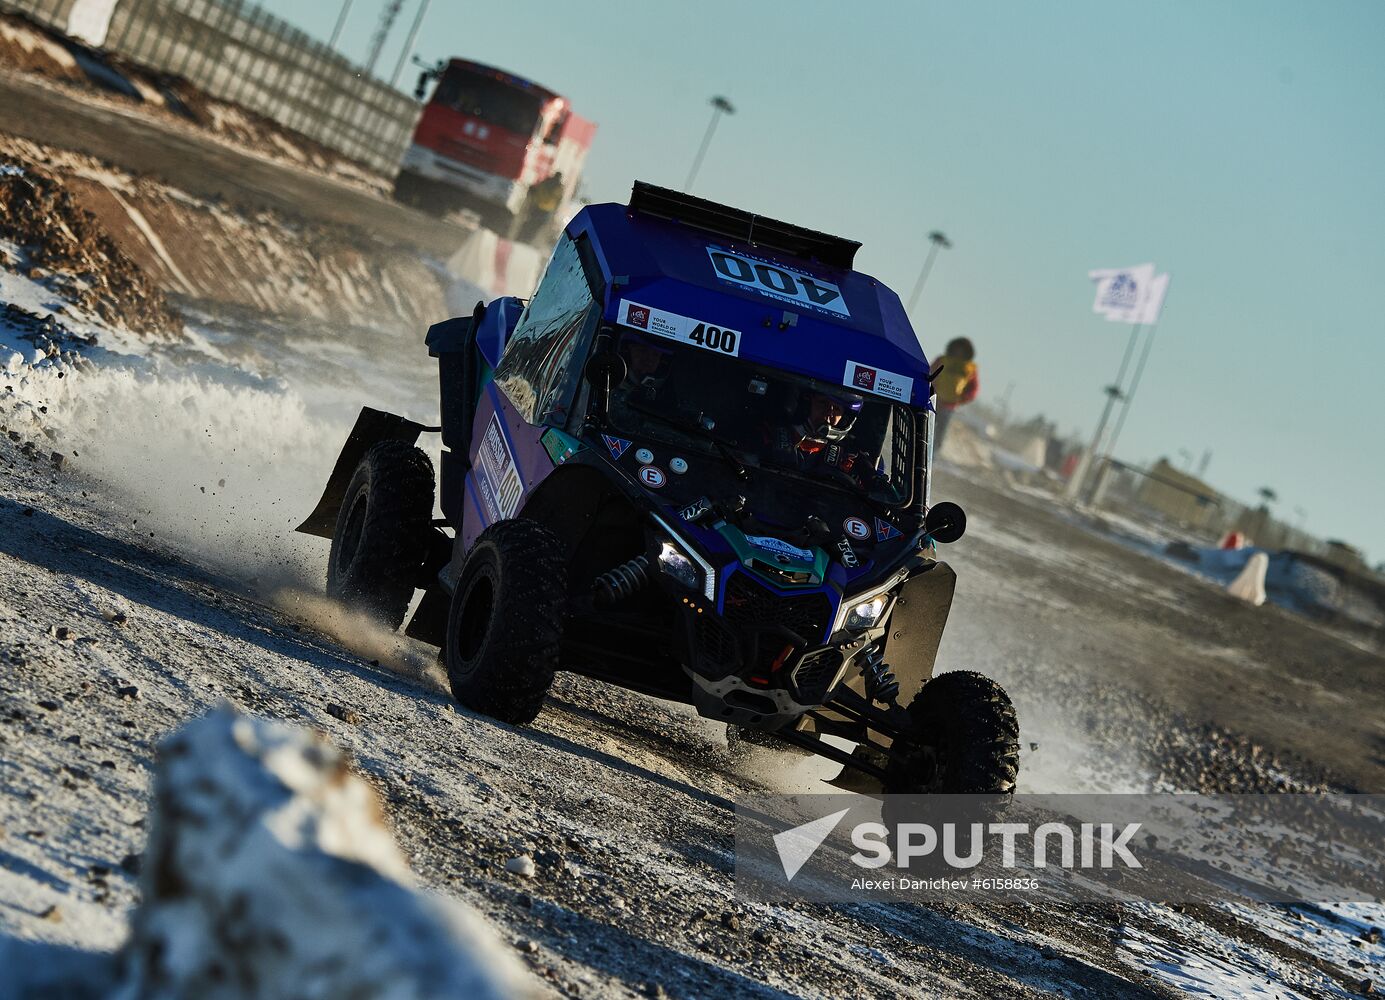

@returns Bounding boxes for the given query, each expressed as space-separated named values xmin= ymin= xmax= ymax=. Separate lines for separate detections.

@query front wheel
xmin=326 ymin=440 xmax=434 ymax=629
xmin=444 ymin=519 xmax=565 ymax=724
xmin=884 ymin=671 xmax=1020 ymax=798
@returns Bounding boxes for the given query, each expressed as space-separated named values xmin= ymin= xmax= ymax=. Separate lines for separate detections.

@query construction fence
xmin=1 ymin=0 xmax=419 ymax=174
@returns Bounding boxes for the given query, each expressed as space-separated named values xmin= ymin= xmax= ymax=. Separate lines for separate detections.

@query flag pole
xmin=1062 ymin=322 xmax=1139 ymax=503
xmin=1104 ymin=321 xmax=1159 ymax=462
xmin=1112 ymin=324 xmax=1142 ymax=397
xmin=1090 ymin=276 xmax=1171 ymax=507
xmin=1063 ymin=383 xmax=1123 ymax=503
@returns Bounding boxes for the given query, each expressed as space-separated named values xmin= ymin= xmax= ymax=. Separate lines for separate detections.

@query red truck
xmin=395 ymin=58 xmax=596 ymax=237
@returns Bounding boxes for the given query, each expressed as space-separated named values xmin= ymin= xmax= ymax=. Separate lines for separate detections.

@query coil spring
xmin=859 ymin=646 xmax=900 ymax=704
xmin=593 ymin=555 xmax=651 ymax=606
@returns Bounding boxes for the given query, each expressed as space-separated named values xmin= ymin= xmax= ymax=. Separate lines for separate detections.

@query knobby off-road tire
xmin=444 ymin=518 xmax=565 ymax=725
xmin=885 ymin=670 xmax=1020 ymax=798
xmin=326 ymin=440 xmax=434 ymax=630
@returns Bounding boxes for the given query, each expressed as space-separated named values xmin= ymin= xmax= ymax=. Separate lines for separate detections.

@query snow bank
xmin=114 ymin=708 xmax=528 ymax=1000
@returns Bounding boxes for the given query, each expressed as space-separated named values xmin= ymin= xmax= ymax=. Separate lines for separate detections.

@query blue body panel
xmin=476 ymin=296 xmax=525 ymax=369
xmin=567 ymin=203 xmax=933 ymax=408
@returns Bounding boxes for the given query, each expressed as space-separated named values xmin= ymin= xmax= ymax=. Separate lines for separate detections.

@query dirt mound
xmin=0 ymin=157 xmax=180 ymax=337
xmin=0 ymin=11 xmax=87 ymax=82
xmin=0 ymin=12 xmax=387 ymax=195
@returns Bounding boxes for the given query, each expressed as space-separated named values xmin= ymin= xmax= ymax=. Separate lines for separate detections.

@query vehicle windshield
xmin=432 ymin=67 xmax=544 ymax=136
xmin=605 ymin=329 xmax=915 ymax=506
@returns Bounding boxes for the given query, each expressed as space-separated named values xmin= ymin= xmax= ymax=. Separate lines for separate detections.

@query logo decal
xmin=843 ymin=360 xmax=913 ymax=402
xmin=638 ymin=465 xmax=666 ymax=489
xmin=627 ymin=305 xmax=650 ymax=329
xmin=874 ymin=517 xmax=901 ymax=542
xmin=475 ymin=414 xmax=523 ymax=523
xmin=746 ymin=534 xmax=814 ymax=563
xmin=602 ymin=435 xmax=632 ymax=460
xmin=836 ymin=537 xmax=859 ymax=568
xmin=773 ymin=808 xmax=851 ymax=882
xmin=843 ymin=517 xmax=870 ymax=541
xmin=679 ymin=496 xmax=712 ymax=523
xmin=1098 ymin=273 xmax=1140 ymax=311
xmin=635 ymin=447 xmax=654 ymax=464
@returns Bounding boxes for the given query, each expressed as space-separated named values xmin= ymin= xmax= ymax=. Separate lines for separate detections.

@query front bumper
xmin=399 ymin=143 xmax=526 ymax=210
xmin=679 ymin=571 xmax=868 ymax=726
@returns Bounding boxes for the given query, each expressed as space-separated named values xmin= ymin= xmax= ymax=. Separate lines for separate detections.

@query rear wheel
xmin=326 ymin=440 xmax=434 ymax=629
xmin=884 ymin=671 xmax=1020 ymax=798
xmin=444 ymin=519 xmax=565 ymax=724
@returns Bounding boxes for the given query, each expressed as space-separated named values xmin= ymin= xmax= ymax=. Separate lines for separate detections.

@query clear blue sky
xmin=284 ymin=0 xmax=1385 ymax=564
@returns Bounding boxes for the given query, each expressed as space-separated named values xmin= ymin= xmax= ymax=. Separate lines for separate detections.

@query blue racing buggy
xmin=298 ymin=183 xmax=1019 ymax=797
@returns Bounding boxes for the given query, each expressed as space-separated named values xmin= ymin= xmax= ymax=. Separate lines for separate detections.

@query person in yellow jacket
xmin=515 ymin=171 xmax=565 ymax=243
xmin=930 ymin=337 xmax=979 ymax=455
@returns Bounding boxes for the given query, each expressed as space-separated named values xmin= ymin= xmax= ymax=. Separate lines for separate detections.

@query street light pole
xmin=329 ymin=0 xmax=355 ymax=50
xmin=389 ymin=0 xmax=432 ymax=87
xmin=906 ymin=230 xmax=952 ymax=315
xmin=683 ymin=96 xmax=735 ymax=193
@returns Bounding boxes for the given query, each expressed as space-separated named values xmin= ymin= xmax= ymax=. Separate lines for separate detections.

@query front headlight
xmin=845 ymin=596 xmax=887 ymax=629
xmin=658 ymin=540 xmax=701 ymax=591
xmin=651 ymin=515 xmax=718 ymax=602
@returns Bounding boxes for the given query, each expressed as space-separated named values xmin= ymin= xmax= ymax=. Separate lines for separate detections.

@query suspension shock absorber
xmin=858 ymin=644 xmax=900 ymax=705
xmin=593 ymin=555 xmax=651 ymax=606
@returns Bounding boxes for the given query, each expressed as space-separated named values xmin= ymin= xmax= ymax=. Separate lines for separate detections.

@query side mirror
xmin=924 ymin=501 xmax=966 ymax=544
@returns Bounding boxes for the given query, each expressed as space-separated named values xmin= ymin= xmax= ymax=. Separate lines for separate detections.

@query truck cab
xmin=394 ymin=58 xmax=596 ymax=233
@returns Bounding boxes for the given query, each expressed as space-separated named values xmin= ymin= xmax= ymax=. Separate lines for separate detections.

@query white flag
xmin=1089 ymin=262 xmax=1155 ymax=324
xmin=67 ymin=0 xmax=118 ymax=46
xmin=1133 ymin=272 xmax=1170 ymax=325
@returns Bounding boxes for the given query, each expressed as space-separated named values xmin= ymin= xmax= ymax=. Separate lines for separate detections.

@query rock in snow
xmin=105 ymin=708 xmax=530 ymax=1000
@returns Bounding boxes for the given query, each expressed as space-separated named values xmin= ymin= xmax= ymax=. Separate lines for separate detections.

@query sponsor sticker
xmin=836 ymin=537 xmax=859 ymax=568
xmin=619 ymin=299 xmax=741 ymax=356
xmin=745 ymin=534 xmax=815 ymax=563
xmin=476 ymin=414 xmax=522 ymax=522
xmin=843 ymin=517 xmax=871 ymax=541
xmin=638 ymin=465 xmax=667 ymax=489
xmin=844 ymin=360 xmax=913 ymax=402
xmin=670 ymin=457 xmax=689 ymax=474
xmin=874 ymin=517 xmax=902 ymax=542
xmin=602 ymin=434 xmax=633 ymax=460
xmin=679 ymin=496 xmax=712 ymax=523
xmin=635 ymin=447 xmax=654 ymax=464
xmin=706 ymin=246 xmax=850 ymax=318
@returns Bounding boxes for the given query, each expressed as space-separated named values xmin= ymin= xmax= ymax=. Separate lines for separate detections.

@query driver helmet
xmin=618 ymin=333 xmax=673 ymax=394
xmin=799 ymin=389 xmax=863 ymax=444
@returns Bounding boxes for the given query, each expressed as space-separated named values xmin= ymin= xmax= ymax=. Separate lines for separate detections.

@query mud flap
xmin=824 ymin=560 xmax=958 ymax=794
xmin=295 ymin=407 xmax=428 ymax=538
xmin=882 ymin=560 xmax=957 ymax=700
xmin=403 ymin=585 xmax=450 ymax=647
